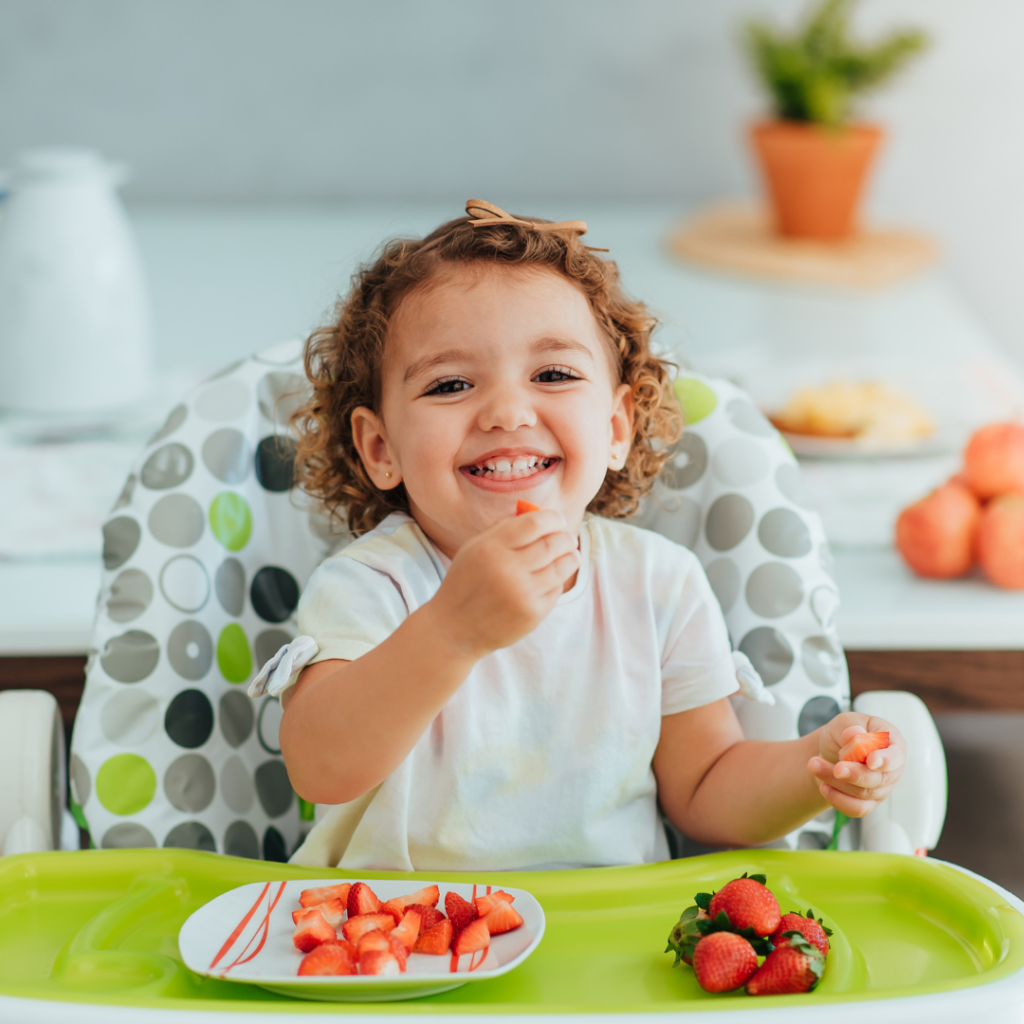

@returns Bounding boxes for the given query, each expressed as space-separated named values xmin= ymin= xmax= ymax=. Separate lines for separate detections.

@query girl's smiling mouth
xmin=461 ymin=449 xmax=561 ymax=491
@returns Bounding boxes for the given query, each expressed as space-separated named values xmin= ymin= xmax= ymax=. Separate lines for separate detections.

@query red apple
xmin=964 ymin=422 xmax=1024 ymax=499
xmin=895 ymin=481 xmax=981 ymax=578
xmin=977 ymin=494 xmax=1024 ymax=589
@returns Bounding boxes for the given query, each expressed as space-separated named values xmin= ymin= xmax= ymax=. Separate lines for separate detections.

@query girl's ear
xmin=608 ymin=383 xmax=633 ymax=470
xmin=351 ymin=406 xmax=402 ymax=489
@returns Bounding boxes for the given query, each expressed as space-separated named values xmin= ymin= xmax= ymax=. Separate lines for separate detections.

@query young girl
xmin=252 ymin=200 xmax=905 ymax=871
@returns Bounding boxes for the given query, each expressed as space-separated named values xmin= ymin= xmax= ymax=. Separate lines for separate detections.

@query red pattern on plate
xmin=212 ymin=880 xmax=288 ymax=974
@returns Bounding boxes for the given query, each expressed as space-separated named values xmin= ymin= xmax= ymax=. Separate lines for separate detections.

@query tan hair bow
xmin=466 ymin=200 xmax=609 ymax=252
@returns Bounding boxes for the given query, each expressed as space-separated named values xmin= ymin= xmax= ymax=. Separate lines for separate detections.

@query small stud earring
xmin=385 ymin=471 xmax=392 ymax=479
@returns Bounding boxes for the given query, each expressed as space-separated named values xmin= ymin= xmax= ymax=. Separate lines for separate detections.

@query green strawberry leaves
xmin=781 ymin=931 xmax=826 ymax=989
xmin=666 ymin=905 xmax=705 ymax=967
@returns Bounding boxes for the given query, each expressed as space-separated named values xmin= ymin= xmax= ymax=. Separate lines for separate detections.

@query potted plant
xmin=744 ymin=0 xmax=927 ymax=241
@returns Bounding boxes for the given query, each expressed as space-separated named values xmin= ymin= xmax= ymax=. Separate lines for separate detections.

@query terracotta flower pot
xmin=750 ymin=121 xmax=883 ymax=241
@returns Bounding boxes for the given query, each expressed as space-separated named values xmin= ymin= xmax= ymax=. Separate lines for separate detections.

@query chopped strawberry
xmin=516 ymin=500 xmax=540 ymax=515
xmin=381 ymin=898 xmax=406 ymax=925
xmin=413 ymin=918 xmax=453 ymax=955
xmin=312 ymin=896 xmax=346 ymax=930
xmin=692 ymin=932 xmax=758 ymax=993
xmin=356 ymin=929 xmax=393 ymax=957
xmin=390 ymin=909 xmax=422 ymax=951
xmin=292 ymin=907 xmax=336 ymax=952
xmin=407 ymin=903 xmax=445 ymax=932
xmin=297 ymin=941 xmax=356 ymax=976
xmin=840 ymin=731 xmax=890 ymax=765
xmin=341 ymin=912 xmax=396 ymax=945
xmin=299 ymin=882 xmax=352 ymax=909
xmin=394 ymin=883 xmax=440 ymax=909
xmin=358 ymin=949 xmax=401 ymax=976
xmin=452 ymin=917 xmax=490 ymax=957
xmin=347 ymin=881 xmax=383 ymax=918
xmin=474 ymin=890 xmax=515 ymax=916
xmin=387 ymin=932 xmax=409 ymax=971
xmin=483 ymin=900 xmax=523 ymax=935
xmin=708 ymin=876 xmax=781 ymax=937
xmin=445 ymin=891 xmax=478 ymax=933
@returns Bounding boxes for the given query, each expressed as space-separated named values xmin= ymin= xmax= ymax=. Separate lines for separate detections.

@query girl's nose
xmin=477 ymin=384 xmax=537 ymax=433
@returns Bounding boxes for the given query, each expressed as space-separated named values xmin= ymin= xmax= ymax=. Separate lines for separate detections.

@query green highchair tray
xmin=0 ymin=848 xmax=1022 ymax=1015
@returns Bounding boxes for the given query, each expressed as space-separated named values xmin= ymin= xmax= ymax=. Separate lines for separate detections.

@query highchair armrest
xmin=852 ymin=690 xmax=947 ymax=855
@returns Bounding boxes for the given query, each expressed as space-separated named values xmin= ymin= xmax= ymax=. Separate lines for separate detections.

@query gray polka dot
xmin=798 ymin=830 xmax=831 ymax=851
xmin=802 ymin=635 xmax=846 ymax=689
xmin=263 ymin=825 xmax=287 ymax=861
xmin=148 ymin=494 xmax=204 ymax=548
xmin=195 ymin=379 xmax=250 ymax=422
xmin=219 ymin=690 xmax=254 ymax=748
xmin=148 ymin=404 xmax=188 ymax=444
xmin=660 ymin=433 xmax=708 ymax=491
xmin=255 ymin=759 xmax=293 ymax=818
xmin=70 ymin=753 xmax=91 ymax=807
xmin=819 ymin=543 xmax=835 ymax=579
xmin=112 ymin=474 xmax=136 ymax=511
xmin=738 ymin=626 xmax=794 ymax=686
xmin=202 ymin=429 xmax=251 ymax=484
xmin=257 ymin=372 xmax=308 ymax=426
xmin=255 ymin=629 xmax=293 ymax=671
xmin=646 ymin=494 xmax=701 ymax=549
xmin=798 ymin=696 xmax=842 ymax=737
xmin=712 ymin=437 xmax=770 ymax=487
xmin=746 ymin=562 xmax=804 ymax=618
xmin=140 ymin=443 xmax=194 ymax=490
xmin=102 ymin=822 xmax=156 ymax=849
xmin=100 ymin=688 xmax=160 ymax=745
xmin=758 ymin=508 xmax=812 ymax=558
xmin=164 ymin=753 xmax=216 ymax=813
xmin=103 ymin=517 xmax=141 ymax=570
xmin=215 ymin=559 xmax=246 ymax=617
xmin=221 ymin=755 xmax=255 ymax=814
xmin=811 ymin=586 xmax=840 ymax=629
xmin=100 ymin=630 xmax=160 ymax=683
xmin=705 ymin=494 xmax=754 ymax=551
xmin=255 ymin=338 xmax=303 ymax=365
xmin=164 ymin=821 xmax=216 ymax=852
xmin=159 ymin=555 xmax=210 ymax=613
xmin=165 ymin=689 xmax=214 ymax=749
xmin=167 ymin=620 xmax=213 ymax=681
xmin=727 ymin=398 xmax=775 ymax=437
xmin=224 ymin=820 xmax=260 ymax=859
xmin=734 ymin=693 xmax=795 ymax=741
xmin=205 ymin=359 xmax=245 ymax=381
xmin=774 ymin=463 xmax=812 ymax=509
xmin=106 ymin=568 xmax=153 ymax=622
xmin=257 ymin=696 xmax=283 ymax=755
xmin=254 ymin=436 xmax=297 ymax=492
xmin=705 ymin=558 xmax=741 ymax=614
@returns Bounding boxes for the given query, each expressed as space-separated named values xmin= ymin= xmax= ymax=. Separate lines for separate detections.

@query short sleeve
xmin=660 ymin=559 xmax=739 ymax=716
xmin=297 ymin=555 xmax=410 ymax=664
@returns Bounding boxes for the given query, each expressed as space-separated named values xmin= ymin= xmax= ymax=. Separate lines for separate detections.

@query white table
xmin=3 ymin=203 xmax=1024 ymax=659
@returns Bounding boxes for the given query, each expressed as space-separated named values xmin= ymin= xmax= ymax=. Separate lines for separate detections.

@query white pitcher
xmin=0 ymin=148 xmax=153 ymax=415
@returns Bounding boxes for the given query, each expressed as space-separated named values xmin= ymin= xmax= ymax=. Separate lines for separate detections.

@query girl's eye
xmin=425 ymin=376 xmax=472 ymax=396
xmin=533 ymin=365 xmax=582 ymax=384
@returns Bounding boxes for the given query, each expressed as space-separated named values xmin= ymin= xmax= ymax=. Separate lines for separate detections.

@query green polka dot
xmin=674 ymin=377 xmax=717 ymax=425
xmin=217 ymin=623 xmax=253 ymax=684
xmin=209 ymin=492 xmax=252 ymax=551
xmin=95 ymin=753 xmax=156 ymax=816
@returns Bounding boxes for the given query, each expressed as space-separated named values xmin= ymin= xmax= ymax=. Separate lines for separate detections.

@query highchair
xmin=3 ymin=341 xmax=1021 ymax=1024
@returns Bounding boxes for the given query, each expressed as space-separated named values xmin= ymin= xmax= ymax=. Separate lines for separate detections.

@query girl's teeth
xmin=495 ymin=459 xmax=512 ymax=472
xmin=511 ymin=458 xmax=528 ymax=471
xmin=527 ymin=457 xmax=537 ymax=468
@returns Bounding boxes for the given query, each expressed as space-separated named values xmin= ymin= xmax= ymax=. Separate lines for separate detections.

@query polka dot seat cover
xmin=70 ymin=353 xmax=845 ymax=859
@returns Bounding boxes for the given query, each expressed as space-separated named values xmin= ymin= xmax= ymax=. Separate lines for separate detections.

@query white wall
xmin=2 ymin=0 xmax=1023 ymax=360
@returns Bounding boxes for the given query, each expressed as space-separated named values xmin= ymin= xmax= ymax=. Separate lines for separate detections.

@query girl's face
xmin=351 ymin=265 xmax=632 ymax=557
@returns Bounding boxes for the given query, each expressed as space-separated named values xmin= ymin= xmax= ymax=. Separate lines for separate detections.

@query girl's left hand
xmin=807 ymin=712 xmax=907 ymax=817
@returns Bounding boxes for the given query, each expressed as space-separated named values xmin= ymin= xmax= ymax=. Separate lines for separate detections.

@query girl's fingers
xmin=531 ymin=550 xmax=580 ymax=591
xmin=504 ymin=509 xmax=568 ymax=549
xmin=517 ymin=530 xmax=578 ymax=572
xmin=837 ymin=724 xmax=867 ymax=748
xmin=818 ymin=782 xmax=878 ymax=819
xmin=807 ymin=757 xmax=896 ymax=797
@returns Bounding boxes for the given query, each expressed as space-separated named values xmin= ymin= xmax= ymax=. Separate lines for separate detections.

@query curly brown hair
xmin=293 ymin=210 xmax=682 ymax=535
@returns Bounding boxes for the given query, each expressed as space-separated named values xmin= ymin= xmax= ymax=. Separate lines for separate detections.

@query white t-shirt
xmin=289 ymin=511 xmax=738 ymax=872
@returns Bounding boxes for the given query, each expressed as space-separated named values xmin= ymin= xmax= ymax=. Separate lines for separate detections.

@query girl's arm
xmin=280 ymin=508 xmax=579 ymax=805
xmin=653 ymin=698 xmax=906 ymax=847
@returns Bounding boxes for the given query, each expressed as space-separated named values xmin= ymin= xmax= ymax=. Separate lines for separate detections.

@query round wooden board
xmin=668 ymin=202 xmax=938 ymax=289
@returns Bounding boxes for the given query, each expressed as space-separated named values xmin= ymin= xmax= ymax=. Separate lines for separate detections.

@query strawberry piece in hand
xmin=298 ymin=941 xmax=356 ymax=976
xmin=692 ymin=932 xmax=758 ymax=993
xmin=414 ymin=918 xmax=454 ymax=955
xmin=293 ymin=907 xmax=336 ymax=952
xmin=445 ymin=891 xmax=478 ymax=932
xmin=452 ymin=917 xmax=490 ymax=956
xmin=515 ymin=500 xmax=540 ymax=515
xmin=299 ymin=882 xmax=352 ymax=909
xmin=770 ymin=911 xmax=831 ymax=958
xmin=347 ymin=882 xmax=383 ymax=918
xmin=483 ymin=900 xmax=523 ymax=935
xmin=746 ymin=933 xmax=825 ymax=995
xmin=474 ymin=890 xmax=515 ymax=916
xmin=840 ymin=731 xmax=890 ymax=764
xmin=707 ymin=875 xmax=781 ymax=937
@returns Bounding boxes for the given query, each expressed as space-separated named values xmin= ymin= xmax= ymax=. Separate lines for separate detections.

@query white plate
xmin=178 ymin=878 xmax=545 ymax=1002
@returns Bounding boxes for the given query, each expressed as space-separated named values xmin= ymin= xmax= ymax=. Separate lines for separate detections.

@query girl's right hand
xmin=429 ymin=509 xmax=580 ymax=659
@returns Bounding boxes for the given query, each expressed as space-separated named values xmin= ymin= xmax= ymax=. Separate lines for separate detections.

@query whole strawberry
xmin=770 ymin=909 xmax=832 ymax=958
xmin=746 ymin=933 xmax=825 ymax=996
xmin=666 ymin=905 xmax=709 ymax=966
xmin=706 ymin=873 xmax=781 ymax=937
xmin=692 ymin=932 xmax=758 ymax=993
